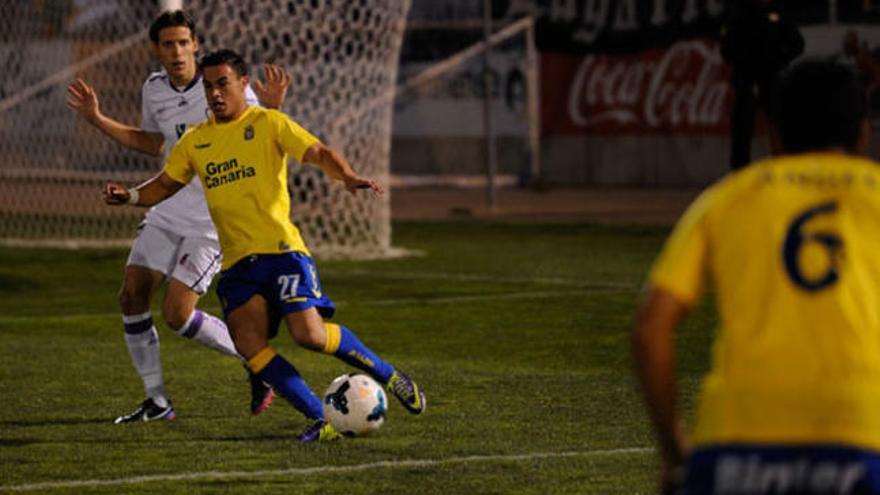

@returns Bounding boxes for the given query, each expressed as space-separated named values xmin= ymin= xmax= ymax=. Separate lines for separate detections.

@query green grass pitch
xmin=0 ymin=220 xmax=715 ymax=494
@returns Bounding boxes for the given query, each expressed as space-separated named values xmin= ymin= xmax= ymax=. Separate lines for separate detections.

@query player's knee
xmin=118 ymin=284 xmax=150 ymax=314
xmin=229 ymin=327 xmax=266 ymax=359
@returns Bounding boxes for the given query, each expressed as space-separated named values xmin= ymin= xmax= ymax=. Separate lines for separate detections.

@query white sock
xmin=177 ymin=310 xmax=241 ymax=359
xmin=122 ymin=312 xmax=167 ymax=404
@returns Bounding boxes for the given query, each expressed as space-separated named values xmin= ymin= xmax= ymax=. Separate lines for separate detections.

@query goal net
xmin=0 ymin=0 xmax=410 ymax=259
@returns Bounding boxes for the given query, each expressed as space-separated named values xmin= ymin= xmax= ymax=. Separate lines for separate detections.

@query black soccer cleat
xmin=248 ymin=370 xmax=275 ymax=415
xmin=113 ymin=398 xmax=176 ymax=424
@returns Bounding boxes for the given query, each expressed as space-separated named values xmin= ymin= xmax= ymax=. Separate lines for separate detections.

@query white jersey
xmin=140 ymin=70 xmax=258 ymax=239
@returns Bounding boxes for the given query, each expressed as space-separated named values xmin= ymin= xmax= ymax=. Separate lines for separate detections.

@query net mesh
xmin=0 ymin=0 xmax=410 ymax=258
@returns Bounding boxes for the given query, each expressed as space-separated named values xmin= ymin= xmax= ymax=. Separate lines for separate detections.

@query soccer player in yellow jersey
xmin=633 ymin=60 xmax=880 ymax=494
xmin=102 ymin=49 xmax=425 ymax=442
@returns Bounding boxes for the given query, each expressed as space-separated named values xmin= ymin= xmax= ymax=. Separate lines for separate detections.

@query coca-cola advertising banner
xmin=542 ymin=39 xmax=732 ymax=135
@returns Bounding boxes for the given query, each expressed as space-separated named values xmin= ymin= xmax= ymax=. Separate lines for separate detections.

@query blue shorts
xmin=216 ymin=252 xmax=335 ymax=339
xmin=682 ymin=444 xmax=880 ymax=494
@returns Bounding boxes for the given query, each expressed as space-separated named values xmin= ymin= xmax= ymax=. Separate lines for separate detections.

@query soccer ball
xmin=322 ymin=374 xmax=387 ymax=436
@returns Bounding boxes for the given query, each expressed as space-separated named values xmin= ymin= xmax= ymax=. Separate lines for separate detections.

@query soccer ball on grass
xmin=322 ymin=374 xmax=387 ymax=436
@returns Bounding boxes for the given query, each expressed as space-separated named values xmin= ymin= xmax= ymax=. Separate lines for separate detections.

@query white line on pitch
xmin=0 ymin=447 xmax=653 ymax=492
xmin=323 ymin=268 xmax=636 ymax=290
xmin=0 ymin=288 xmax=614 ymax=324
xmin=368 ymin=289 xmax=597 ymax=306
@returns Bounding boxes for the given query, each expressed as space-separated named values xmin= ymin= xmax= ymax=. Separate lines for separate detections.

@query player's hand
xmin=660 ymin=464 xmax=683 ymax=495
xmin=66 ymin=78 xmax=101 ymax=122
xmin=103 ymin=181 xmax=130 ymax=205
xmin=344 ymin=176 xmax=384 ymax=196
xmin=659 ymin=448 xmax=686 ymax=495
xmin=253 ymin=64 xmax=290 ymax=110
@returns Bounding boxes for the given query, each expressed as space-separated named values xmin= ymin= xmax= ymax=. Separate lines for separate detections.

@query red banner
xmin=541 ymin=39 xmax=733 ymax=135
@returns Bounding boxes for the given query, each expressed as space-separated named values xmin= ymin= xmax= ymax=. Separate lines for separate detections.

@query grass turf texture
xmin=0 ymin=220 xmax=715 ymax=494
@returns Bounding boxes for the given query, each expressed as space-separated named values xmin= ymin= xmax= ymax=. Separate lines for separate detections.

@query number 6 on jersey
xmin=782 ymin=201 xmax=843 ymax=292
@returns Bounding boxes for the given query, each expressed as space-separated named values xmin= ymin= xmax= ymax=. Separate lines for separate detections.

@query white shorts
xmin=126 ymin=223 xmax=222 ymax=295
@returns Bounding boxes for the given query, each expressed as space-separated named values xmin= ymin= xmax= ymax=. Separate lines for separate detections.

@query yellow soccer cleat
xmin=296 ymin=419 xmax=343 ymax=443
xmin=386 ymin=369 xmax=426 ymax=415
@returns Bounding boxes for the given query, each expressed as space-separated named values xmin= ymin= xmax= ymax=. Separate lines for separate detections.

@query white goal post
xmin=0 ymin=0 xmax=411 ymax=259
xmin=390 ymin=13 xmax=541 ymax=192
xmin=397 ymin=15 xmax=541 ymax=186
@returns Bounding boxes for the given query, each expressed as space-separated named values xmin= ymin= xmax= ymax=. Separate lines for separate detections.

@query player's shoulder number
xmin=782 ymin=201 xmax=842 ymax=292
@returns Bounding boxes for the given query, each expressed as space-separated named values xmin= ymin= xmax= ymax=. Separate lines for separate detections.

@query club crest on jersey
xmin=308 ymin=263 xmax=323 ymax=298
xmin=244 ymin=125 xmax=255 ymax=141
xmin=175 ymin=123 xmax=187 ymax=138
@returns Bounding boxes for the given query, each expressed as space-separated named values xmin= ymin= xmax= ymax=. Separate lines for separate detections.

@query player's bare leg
xmin=115 ymin=266 xmax=175 ymax=423
xmin=228 ymin=295 xmax=336 ymax=442
xmin=163 ymin=279 xmax=274 ymax=414
xmin=119 ymin=266 xmax=164 ymax=315
xmin=285 ymin=306 xmax=328 ymax=351
xmin=285 ymin=307 xmax=425 ymax=415
xmin=226 ymin=294 xmax=272 ymax=359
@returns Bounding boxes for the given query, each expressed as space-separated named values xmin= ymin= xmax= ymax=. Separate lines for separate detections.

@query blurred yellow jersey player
xmin=633 ymin=60 xmax=880 ymax=494
xmin=164 ymin=105 xmax=317 ymax=269
xmin=653 ymin=152 xmax=880 ymax=450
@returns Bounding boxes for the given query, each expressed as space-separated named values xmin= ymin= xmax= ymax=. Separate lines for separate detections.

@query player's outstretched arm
xmin=631 ymin=287 xmax=690 ymax=493
xmin=103 ymin=172 xmax=185 ymax=207
xmin=67 ymin=78 xmax=165 ymax=156
xmin=252 ymin=64 xmax=291 ymax=110
xmin=302 ymin=143 xmax=384 ymax=195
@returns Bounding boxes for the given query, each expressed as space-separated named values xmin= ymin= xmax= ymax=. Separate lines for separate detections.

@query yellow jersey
xmin=650 ymin=152 xmax=880 ymax=450
xmin=163 ymin=106 xmax=319 ymax=269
